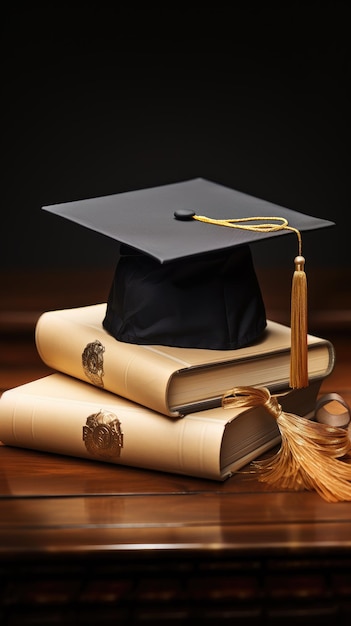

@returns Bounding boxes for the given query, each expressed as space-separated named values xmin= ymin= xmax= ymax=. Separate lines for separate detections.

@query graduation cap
xmin=43 ymin=179 xmax=351 ymax=502
xmin=42 ymin=178 xmax=334 ymax=389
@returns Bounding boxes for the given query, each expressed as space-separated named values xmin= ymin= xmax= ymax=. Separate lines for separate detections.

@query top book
xmin=35 ymin=303 xmax=335 ymax=418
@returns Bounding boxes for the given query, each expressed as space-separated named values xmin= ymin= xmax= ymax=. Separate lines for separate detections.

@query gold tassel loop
xmin=222 ymin=386 xmax=351 ymax=503
xmin=290 ymin=255 xmax=308 ymax=389
xmin=222 ymin=385 xmax=282 ymax=416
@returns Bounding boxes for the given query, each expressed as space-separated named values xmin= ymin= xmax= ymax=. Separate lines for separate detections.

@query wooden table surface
xmin=1 ymin=268 xmax=350 ymax=624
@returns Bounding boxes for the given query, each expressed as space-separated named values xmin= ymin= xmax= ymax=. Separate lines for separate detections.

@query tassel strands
xmin=222 ymin=386 xmax=351 ymax=503
xmin=290 ymin=254 xmax=308 ymax=389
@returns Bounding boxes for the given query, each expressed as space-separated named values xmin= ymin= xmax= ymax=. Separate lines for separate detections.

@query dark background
xmin=2 ymin=3 xmax=350 ymax=274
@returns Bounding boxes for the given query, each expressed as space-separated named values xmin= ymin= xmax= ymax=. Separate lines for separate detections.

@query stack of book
xmin=0 ymin=303 xmax=335 ymax=480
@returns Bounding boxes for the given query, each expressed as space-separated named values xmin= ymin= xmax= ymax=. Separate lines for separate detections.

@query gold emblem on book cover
xmin=82 ymin=340 xmax=105 ymax=387
xmin=83 ymin=410 xmax=124 ymax=460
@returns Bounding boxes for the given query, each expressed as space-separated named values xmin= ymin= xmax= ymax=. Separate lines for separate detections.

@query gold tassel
xmin=222 ymin=386 xmax=351 ymax=503
xmin=290 ymin=255 xmax=309 ymax=389
xmin=192 ymin=214 xmax=309 ymax=389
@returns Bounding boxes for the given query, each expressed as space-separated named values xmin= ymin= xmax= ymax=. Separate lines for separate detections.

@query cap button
xmin=174 ymin=209 xmax=196 ymax=221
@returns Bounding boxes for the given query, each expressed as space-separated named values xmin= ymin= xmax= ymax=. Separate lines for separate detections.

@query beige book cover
xmin=35 ymin=303 xmax=335 ymax=417
xmin=0 ymin=374 xmax=321 ymax=482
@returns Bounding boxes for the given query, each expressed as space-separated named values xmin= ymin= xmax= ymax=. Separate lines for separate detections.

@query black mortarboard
xmin=42 ymin=178 xmax=334 ymax=386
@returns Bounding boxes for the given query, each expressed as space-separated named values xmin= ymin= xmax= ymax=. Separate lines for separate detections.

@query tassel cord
xmin=193 ymin=214 xmax=303 ymax=254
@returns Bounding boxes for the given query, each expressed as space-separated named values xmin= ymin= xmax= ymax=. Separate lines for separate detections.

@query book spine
xmin=0 ymin=387 xmax=223 ymax=480
xmin=35 ymin=311 xmax=176 ymax=416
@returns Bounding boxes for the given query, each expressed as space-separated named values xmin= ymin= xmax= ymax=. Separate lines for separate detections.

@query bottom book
xmin=0 ymin=374 xmax=323 ymax=481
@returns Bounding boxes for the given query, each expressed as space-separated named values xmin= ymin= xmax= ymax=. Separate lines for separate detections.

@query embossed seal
xmin=83 ymin=410 xmax=124 ymax=460
xmin=82 ymin=340 xmax=105 ymax=387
